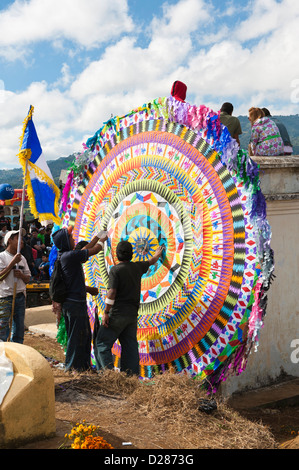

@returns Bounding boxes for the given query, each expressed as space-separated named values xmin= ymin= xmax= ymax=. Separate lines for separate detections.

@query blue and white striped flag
xmin=18 ymin=105 xmax=61 ymax=224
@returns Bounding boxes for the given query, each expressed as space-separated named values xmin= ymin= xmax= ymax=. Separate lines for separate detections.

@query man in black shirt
xmin=21 ymin=238 xmax=36 ymax=278
xmin=95 ymin=240 xmax=163 ymax=375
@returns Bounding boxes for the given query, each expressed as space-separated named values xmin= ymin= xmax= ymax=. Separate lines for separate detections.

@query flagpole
xmin=17 ymin=159 xmax=27 ymax=254
xmin=7 ymin=159 xmax=28 ymax=342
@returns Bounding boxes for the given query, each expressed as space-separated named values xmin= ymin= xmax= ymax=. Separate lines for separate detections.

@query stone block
xmin=0 ymin=343 xmax=56 ymax=448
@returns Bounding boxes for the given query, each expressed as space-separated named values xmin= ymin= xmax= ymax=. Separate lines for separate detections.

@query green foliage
xmin=0 ymin=167 xmax=23 ymax=189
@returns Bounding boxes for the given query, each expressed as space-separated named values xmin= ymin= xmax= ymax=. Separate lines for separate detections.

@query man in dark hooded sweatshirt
xmin=52 ymin=227 xmax=107 ymax=372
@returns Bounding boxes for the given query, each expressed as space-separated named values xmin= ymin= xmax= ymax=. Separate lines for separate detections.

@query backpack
xmin=49 ymin=255 xmax=67 ymax=303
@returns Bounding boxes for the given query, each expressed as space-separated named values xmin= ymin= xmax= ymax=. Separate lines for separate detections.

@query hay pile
xmin=57 ymin=370 xmax=276 ymax=449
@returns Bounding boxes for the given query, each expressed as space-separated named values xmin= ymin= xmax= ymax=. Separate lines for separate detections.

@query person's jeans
xmin=0 ymin=293 xmax=26 ymax=343
xmin=95 ymin=313 xmax=139 ymax=375
xmin=62 ymin=300 xmax=92 ymax=372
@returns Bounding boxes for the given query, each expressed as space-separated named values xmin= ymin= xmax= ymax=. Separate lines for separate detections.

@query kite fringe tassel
xmin=61 ymin=170 xmax=74 ymax=212
xmin=55 ymin=95 xmax=274 ymax=391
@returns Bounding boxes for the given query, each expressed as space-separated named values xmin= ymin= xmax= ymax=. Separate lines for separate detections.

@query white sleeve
xmin=0 ymin=254 xmax=7 ymax=271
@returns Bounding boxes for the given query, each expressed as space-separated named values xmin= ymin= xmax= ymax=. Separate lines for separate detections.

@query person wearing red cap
xmin=171 ymin=80 xmax=187 ymax=102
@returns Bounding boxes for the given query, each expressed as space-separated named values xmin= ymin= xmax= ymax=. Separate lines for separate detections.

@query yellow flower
xmin=63 ymin=421 xmax=113 ymax=450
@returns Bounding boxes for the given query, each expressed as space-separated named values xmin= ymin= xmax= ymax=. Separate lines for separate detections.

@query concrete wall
xmin=223 ymin=155 xmax=299 ymax=395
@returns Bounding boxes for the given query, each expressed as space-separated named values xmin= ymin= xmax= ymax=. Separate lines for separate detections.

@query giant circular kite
xmin=55 ymin=95 xmax=274 ymax=391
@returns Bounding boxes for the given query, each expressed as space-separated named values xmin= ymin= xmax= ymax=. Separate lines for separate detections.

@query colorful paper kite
xmin=55 ymin=95 xmax=274 ymax=392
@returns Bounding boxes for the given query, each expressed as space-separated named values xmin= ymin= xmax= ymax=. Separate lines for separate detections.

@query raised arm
xmin=86 ymin=232 xmax=108 ymax=257
xmin=148 ymin=246 xmax=163 ymax=266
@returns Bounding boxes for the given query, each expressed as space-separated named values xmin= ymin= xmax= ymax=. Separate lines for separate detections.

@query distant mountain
xmin=1 ymin=114 xmax=298 ymax=190
xmin=0 ymin=154 xmax=75 ymax=189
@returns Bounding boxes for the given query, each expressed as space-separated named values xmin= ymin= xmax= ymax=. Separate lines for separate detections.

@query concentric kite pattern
xmin=56 ymin=96 xmax=274 ymax=391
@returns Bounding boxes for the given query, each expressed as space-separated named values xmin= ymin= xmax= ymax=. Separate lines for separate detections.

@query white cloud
xmin=53 ymin=63 xmax=73 ymax=89
xmin=235 ymin=0 xmax=299 ymax=42
xmin=155 ymin=0 xmax=211 ymax=36
xmin=0 ymin=81 xmax=79 ymax=168
xmin=69 ymin=0 xmax=212 ymax=110
xmin=173 ymin=0 xmax=299 ymax=111
xmin=0 ymin=0 xmax=134 ymax=54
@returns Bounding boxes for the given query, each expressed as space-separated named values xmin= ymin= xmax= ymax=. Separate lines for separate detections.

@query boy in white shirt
xmin=0 ymin=230 xmax=31 ymax=343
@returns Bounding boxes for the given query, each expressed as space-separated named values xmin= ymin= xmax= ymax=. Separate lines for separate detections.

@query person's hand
xmin=52 ymin=302 xmax=62 ymax=325
xmin=12 ymin=253 xmax=22 ymax=265
xmin=148 ymin=245 xmax=164 ymax=266
xmin=96 ymin=230 xmax=108 ymax=242
xmin=13 ymin=269 xmax=23 ymax=279
xmin=102 ymin=312 xmax=109 ymax=328
xmin=99 ymin=234 xmax=108 ymax=244
xmin=154 ymin=246 xmax=163 ymax=257
xmin=86 ymin=286 xmax=99 ymax=296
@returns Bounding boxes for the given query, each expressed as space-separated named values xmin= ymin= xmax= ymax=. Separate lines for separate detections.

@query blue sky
xmin=0 ymin=0 xmax=299 ymax=169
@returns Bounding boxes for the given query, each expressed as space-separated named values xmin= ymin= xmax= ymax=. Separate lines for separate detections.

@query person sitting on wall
xmin=262 ymin=108 xmax=293 ymax=155
xmin=219 ymin=102 xmax=242 ymax=146
xmin=170 ymin=80 xmax=187 ymax=102
xmin=248 ymin=107 xmax=284 ymax=156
